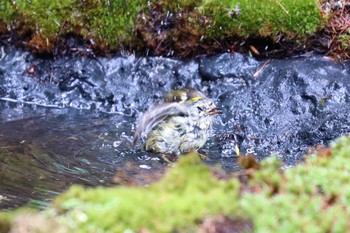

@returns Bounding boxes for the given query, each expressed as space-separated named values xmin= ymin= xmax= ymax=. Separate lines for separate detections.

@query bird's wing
xmin=133 ymin=102 xmax=189 ymax=146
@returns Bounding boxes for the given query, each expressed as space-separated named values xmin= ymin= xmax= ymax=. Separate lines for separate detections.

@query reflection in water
xmin=0 ymin=102 xmax=239 ymax=210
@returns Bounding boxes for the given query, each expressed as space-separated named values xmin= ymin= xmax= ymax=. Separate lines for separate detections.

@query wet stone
xmin=0 ymin=46 xmax=350 ymax=209
xmin=198 ymin=53 xmax=260 ymax=81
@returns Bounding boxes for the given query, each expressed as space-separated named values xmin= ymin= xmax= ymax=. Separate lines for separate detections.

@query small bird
xmin=133 ymin=88 xmax=221 ymax=156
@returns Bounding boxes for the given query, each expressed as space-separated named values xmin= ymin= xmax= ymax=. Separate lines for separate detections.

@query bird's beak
xmin=207 ymin=108 xmax=223 ymax=115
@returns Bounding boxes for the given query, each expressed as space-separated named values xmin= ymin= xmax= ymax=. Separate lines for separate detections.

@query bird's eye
xmin=197 ymin=106 xmax=203 ymax=111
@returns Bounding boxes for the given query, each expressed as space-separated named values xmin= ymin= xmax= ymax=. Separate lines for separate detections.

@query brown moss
xmin=199 ymin=215 xmax=253 ymax=233
xmin=0 ymin=20 xmax=9 ymax=34
xmin=27 ymin=34 xmax=56 ymax=54
xmin=10 ymin=212 xmax=67 ymax=233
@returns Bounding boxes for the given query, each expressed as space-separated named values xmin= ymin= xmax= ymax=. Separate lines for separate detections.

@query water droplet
xmin=113 ymin=141 xmax=121 ymax=147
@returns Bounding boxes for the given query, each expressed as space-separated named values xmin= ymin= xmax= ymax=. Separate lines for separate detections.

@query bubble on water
xmin=246 ymin=147 xmax=256 ymax=154
xmin=139 ymin=165 xmax=151 ymax=169
xmin=138 ymin=154 xmax=152 ymax=160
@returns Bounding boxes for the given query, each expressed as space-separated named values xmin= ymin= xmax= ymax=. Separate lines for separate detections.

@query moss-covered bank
xmin=2 ymin=136 xmax=350 ymax=232
xmin=0 ymin=0 xmax=325 ymax=56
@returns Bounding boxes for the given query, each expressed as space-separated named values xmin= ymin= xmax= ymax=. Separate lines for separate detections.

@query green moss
xmin=14 ymin=0 xmax=78 ymax=35
xmin=339 ymin=34 xmax=350 ymax=51
xmin=0 ymin=1 xmax=17 ymax=23
xmin=0 ymin=0 xmax=146 ymax=48
xmin=199 ymin=0 xmax=323 ymax=39
xmin=157 ymin=0 xmax=323 ymax=40
xmin=0 ymin=0 xmax=324 ymax=53
xmin=83 ymin=0 xmax=146 ymax=46
xmin=240 ymin=136 xmax=350 ymax=232
xmin=51 ymin=153 xmax=239 ymax=232
xmin=241 ymin=192 xmax=347 ymax=232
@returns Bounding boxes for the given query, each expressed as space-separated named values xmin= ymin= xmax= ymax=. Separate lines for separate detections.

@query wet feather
xmin=133 ymin=102 xmax=189 ymax=146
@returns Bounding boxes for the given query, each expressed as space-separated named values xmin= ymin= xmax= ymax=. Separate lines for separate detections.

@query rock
xmin=198 ymin=53 xmax=260 ymax=81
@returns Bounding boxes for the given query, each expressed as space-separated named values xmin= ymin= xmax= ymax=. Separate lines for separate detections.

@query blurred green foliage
xmin=52 ymin=153 xmax=239 ymax=232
